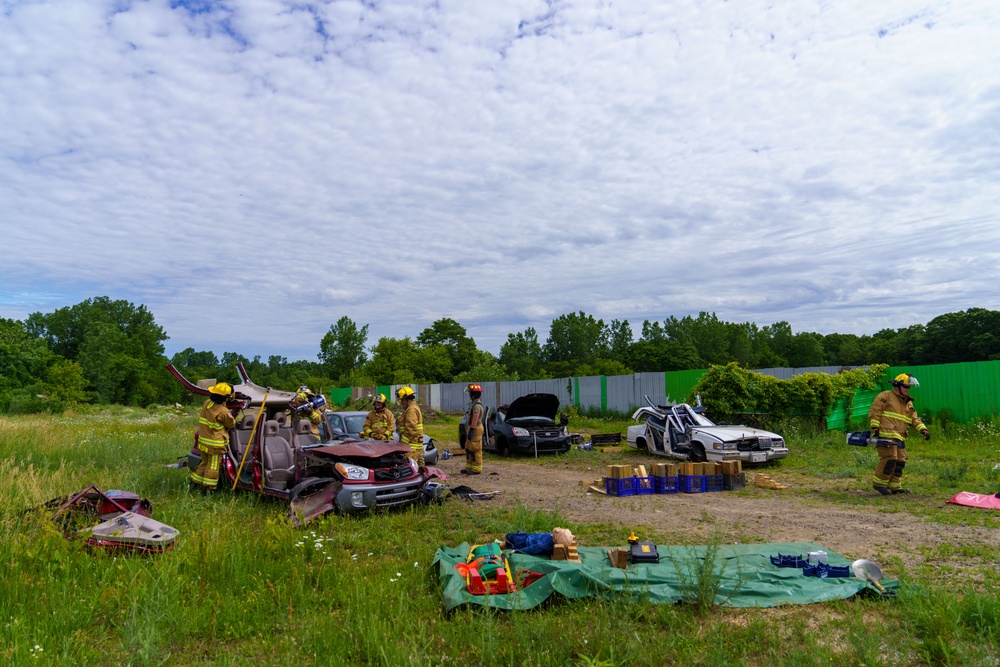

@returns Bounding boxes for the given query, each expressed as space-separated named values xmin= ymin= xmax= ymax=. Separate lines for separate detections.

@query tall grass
xmin=2 ymin=409 xmax=1000 ymax=665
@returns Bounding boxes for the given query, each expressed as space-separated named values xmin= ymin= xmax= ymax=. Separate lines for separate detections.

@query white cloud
xmin=1 ymin=0 xmax=998 ymax=360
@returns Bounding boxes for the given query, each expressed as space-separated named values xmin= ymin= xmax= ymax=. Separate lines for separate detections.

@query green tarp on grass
xmin=433 ymin=541 xmax=896 ymax=611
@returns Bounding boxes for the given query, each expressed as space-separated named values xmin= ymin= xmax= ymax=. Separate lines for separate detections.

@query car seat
xmin=263 ymin=420 xmax=295 ymax=491
xmin=229 ymin=414 xmax=256 ymax=462
xmin=293 ymin=418 xmax=320 ymax=449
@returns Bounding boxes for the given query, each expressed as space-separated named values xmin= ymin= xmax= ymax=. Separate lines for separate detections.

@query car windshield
xmin=343 ymin=415 xmax=366 ymax=433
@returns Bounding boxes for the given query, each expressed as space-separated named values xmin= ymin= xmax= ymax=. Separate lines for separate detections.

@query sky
xmin=2 ymin=0 xmax=998 ymax=363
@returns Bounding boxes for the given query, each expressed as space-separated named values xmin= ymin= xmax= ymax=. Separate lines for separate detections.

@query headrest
xmin=240 ymin=415 xmax=256 ymax=429
xmin=264 ymin=420 xmax=279 ymax=436
xmin=273 ymin=412 xmax=287 ymax=425
xmin=296 ymin=419 xmax=313 ymax=434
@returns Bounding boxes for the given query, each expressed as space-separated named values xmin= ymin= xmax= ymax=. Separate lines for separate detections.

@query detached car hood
xmin=311 ymin=441 xmax=412 ymax=458
xmin=505 ymin=393 xmax=560 ymax=420
xmin=691 ymin=425 xmax=783 ymax=442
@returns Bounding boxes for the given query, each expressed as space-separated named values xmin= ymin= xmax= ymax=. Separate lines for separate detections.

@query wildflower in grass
xmin=396 ymin=572 xmax=401 ymax=577
xmin=351 ymin=554 xmax=358 ymax=560
xmin=413 ymin=561 xmax=419 ymax=568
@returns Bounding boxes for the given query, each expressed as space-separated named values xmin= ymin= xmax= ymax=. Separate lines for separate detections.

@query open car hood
xmin=505 ymin=393 xmax=560 ymax=420
xmin=310 ymin=440 xmax=412 ymax=458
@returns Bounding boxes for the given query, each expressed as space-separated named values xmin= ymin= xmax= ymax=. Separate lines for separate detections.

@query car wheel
xmin=636 ymin=437 xmax=648 ymax=453
xmin=496 ymin=436 xmax=512 ymax=457
xmin=691 ymin=443 xmax=707 ymax=463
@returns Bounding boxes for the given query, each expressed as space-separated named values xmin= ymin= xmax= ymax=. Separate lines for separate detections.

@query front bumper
xmin=510 ymin=437 xmax=572 ymax=454
xmin=718 ymin=447 xmax=788 ymax=463
xmin=334 ymin=475 xmax=426 ymax=514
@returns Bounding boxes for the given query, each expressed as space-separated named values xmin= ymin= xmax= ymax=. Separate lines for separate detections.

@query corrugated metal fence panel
xmin=575 ymin=376 xmax=604 ymax=412
xmin=664 ymin=369 xmax=708 ymax=404
xmin=636 ymin=372 xmax=667 ymax=409
xmin=505 ymin=379 xmax=573 ymax=407
xmin=756 ymin=367 xmax=794 ymax=380
xmin=605 ymin=375 xmax=634 ymax=414
xmin=328 ymin=387 xmax=352 ymax=407
xmin=888 ymin=361 xmax=1000 ymax=424
xmin=826 ymin=388 xmax=881 ymax=430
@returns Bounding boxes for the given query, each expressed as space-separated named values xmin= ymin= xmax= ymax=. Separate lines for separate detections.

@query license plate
xmin=750 ymin=452 xmax=767 ymax=463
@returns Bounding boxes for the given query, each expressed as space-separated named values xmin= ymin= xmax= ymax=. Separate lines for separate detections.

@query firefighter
xmin=462 ymin=383 xmax=485 ymax=475
xmin=869 ymin=373 xmax=929 ymax=495
xmin=191 ymin=382 xmax=237 ymax=493
xmin=290 ymin=385 xmax=325 ymax=438
xmin=397 ymin=386 xmax=424 ymax=466
xmin=360 ymin=393 xmax=396 ymax=440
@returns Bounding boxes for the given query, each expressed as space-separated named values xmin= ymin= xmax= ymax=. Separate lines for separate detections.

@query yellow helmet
xmin=208 ymin=382 xmax=233 ymax=397
xmin=374 ymin=393 xmax=387 ymax=404
xmin=892 ymin=373 xmax=919 ymax=388
xmin=396 ymin=386 xmax=415 ymax=400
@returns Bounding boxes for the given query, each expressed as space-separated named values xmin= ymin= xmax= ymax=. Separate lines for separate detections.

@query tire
xmin=690 ymin=443 xmax=707 ymax=463
xmin=636 ymin=437 xmax=648 ymax=453
xmin=496 ymin=436 xmax=512 ymax=457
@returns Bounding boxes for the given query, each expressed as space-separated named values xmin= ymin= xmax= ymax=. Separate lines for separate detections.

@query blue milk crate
xmin=605 ymin=476 xmax=636 ymax=496
xmin=652 ymin=475 xmax=679 ymax=494
xmin=706 ymin=474 xmax=724 ymax=492
xmin=679 ymin=474 xmax=707 ymax=493
xmin=634 ymin=476 xmax=654 ymax=495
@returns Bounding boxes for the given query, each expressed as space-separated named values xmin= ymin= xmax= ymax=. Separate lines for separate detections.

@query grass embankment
xmin=1 ymin=408 xmax=999 ymax=666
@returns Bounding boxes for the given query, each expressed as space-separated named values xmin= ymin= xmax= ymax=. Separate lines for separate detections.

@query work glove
xmin=922 ymin=429 xmax=930 ymax=441
xmin=871 ymin=428 xmax=879 ymax=439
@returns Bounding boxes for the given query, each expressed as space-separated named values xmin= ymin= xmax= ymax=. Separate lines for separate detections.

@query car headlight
xmin=409 ymin=458 xmax=419 ymax=472
xmin=335 ymin=463 xmax=371 ymax=481
xmin=512 ymin=427 xmax=529 ymax=437
xmin=720 ymin=441 xmax=737 ymax=450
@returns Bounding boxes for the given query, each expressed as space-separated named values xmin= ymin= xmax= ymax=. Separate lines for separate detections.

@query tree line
xmin=2 ymin=296 xmax=998 ymax=413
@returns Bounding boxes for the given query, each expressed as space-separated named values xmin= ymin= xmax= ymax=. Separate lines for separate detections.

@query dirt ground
xmin=433 ymin=449 xmax=1000 ymax=578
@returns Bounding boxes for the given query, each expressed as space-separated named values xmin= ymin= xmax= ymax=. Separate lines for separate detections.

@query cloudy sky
xmin=2 ymin=0 xmax=998 ymax=362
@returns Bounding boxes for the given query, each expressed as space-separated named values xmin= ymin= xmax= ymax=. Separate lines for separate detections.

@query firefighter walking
xmin=397 ymin=386 xmax=424 ymax=466
xmin=462 ymin=383 xmax=485 ymax=475
xmin=191 ymin=382 xmax=237 ymax=493
xmin=868 ymin=373 xmax=929 ymax=495
xmin=360 ymin=393 xmax=396 ymax=440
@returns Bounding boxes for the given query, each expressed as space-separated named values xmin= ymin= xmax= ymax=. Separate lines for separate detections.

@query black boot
xmin=873 ymin=485 xmax=891 ymax=495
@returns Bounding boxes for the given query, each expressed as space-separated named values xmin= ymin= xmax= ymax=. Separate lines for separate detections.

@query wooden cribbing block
xmin=608 ymin=548 xmax=629 ymax=569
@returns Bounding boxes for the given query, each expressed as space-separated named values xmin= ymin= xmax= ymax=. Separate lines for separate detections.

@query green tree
xmin=319 ymin=316 xmax=369 ymax=381
xmin=499 ymin=327 xmax=546 ymax=379
xmin=24 ymin=297 xmax=174 ymax=406
xmin=411 ymin=345 xmax=453 ymax=383
xmin=921 ymin=308 xmax=1000 ymax=363
xmin=629 ymin=320 xmax=702 ymax=371
xmin=0 ymin=317 xmax=57 ymax=395
xmin=45 ymin=360 xmax=88 ymax=404
xmin=456 ymin=351 xmax=519 ymax=382
xmin=416 ymin=318 xmax=477 ymax=377
xmin=606 ymin=319 xmax=634 ymax=367
xmin=545 ymin=311 xmax=607 ymax=371
xmin=364 ymin=337 xmax=416 ymax=385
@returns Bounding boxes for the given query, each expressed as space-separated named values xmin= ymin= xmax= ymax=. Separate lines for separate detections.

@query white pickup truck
xmin=628 ymin=398 xmax=788 ymax=464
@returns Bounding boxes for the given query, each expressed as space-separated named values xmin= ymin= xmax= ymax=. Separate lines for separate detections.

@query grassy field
xmin=2 ymin=407 xmax=1000 ymax=666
